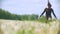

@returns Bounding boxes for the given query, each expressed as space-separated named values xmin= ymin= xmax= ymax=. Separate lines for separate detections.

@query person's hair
xmin=48 ymin=2 xmax=51 ymax=7
xmin=47 ymin=0 xmax=52 ymax=7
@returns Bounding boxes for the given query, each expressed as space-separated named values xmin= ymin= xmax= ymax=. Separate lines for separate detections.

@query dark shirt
xmin=40 ymin=8 xmax=56 ymax=18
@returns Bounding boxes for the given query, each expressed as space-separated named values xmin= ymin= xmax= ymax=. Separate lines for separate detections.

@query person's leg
xmin=48 ymin=16 xmax=52 ymax=22
xmin=46 ymin=16 xmax=48 ymax=23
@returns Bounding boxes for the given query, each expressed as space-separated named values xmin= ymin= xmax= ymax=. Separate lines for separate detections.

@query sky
xmin=0 ymin=0 xmax=60 ymax=19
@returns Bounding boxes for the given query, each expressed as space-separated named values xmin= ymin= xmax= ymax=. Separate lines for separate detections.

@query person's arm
xmin=51 ymin=9 xmax=57 ymax=18
xmin=40 ymin=9 xmax=46 ymax=17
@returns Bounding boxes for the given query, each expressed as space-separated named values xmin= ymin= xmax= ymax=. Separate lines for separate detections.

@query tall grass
xmin=0 ymin=19 xmax=60 ymax=34
xmin=0 ymin=21 xmax=4 ymax=34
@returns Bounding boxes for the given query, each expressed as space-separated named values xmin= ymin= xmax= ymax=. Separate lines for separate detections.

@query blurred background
xmin=0 ymin=0 xmax=60 ymax=20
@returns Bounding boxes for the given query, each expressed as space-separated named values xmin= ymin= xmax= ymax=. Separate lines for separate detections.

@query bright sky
xmin=0 ymin=0 xmax=60 ymax=19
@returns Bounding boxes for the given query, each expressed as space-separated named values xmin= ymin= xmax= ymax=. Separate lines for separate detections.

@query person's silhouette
xmin=40 ymin=0 xmax=57 ymax=23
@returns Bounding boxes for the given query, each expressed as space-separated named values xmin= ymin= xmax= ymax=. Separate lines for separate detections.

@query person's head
xmin=47 ymin=2 xmax=52 ymax=8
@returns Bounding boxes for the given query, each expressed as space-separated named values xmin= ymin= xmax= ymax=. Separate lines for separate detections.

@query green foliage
xmin=38 ymin=16 xmax=46 ymax=23
xmin=28 ymin=26 xmax=35 ymax=34
xmin=17 ymin=29 xmax=25 ymax=34
xmin=58 ymin=23 xmax=60 ymax=34
xmin=0 ymin=8 xmax=38 ymax=20
xmin=58 ymin=28 xmax=60 ymax=34
xmin=1 ymin=10 xmax=11 ymax=19
xmin=17 ymin=26 xmax=35 ymax=34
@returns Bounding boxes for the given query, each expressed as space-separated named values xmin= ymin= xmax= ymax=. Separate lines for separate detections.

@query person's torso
xmin=45 ymin=8 xmax=52 ymax=17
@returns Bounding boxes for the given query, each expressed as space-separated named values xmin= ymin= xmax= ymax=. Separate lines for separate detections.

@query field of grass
xmin=0 ymin=19 xmax=60 ymax=34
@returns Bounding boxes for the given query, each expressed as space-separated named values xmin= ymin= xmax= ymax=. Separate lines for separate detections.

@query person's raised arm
xmin=40 ymin=9 xmax=46 ymax=17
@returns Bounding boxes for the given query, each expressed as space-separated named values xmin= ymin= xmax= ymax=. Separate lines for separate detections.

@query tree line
xmin=0 ymin=8 xmax=39 ymax=20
